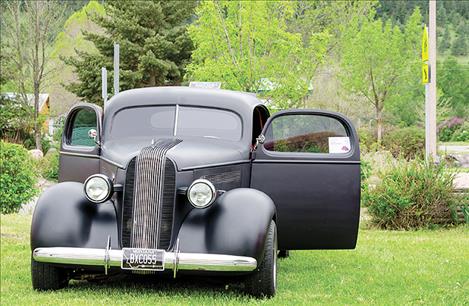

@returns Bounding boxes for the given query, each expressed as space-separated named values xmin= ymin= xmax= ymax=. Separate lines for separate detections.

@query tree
xmin=439 ymin=27 xmax=451 ymax=53
xmin=451 ymin=23 xmax=468 ymax=56
xmin=65 ymin=0 xmax=196 ymax=105
xmin=186 ymin=1 xmax=331 ymax=109
xmin=1 ymin=1 xmax=65 ymax=150
xmin=451 ymin=35 xmax=468 ymax=56
xmin=438 ymin=58 xmax=469 ymax=118
xmin=339 ymin=8 xmax=422 ymax=144
xmin=48 ymin=1 xmax=105 ymax=115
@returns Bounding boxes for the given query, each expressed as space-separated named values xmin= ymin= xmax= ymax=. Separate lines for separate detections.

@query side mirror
xmin=88 ymin=128 xmax=100 ymax=146
xmin=88 ymin=128 xmax=97 ymax=140
xmin=254 ymin=134 xmax=265 ymax=150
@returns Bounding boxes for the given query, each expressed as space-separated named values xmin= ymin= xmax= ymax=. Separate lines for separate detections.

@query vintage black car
xmin=31 ymin=87 xmax=360 ymax=297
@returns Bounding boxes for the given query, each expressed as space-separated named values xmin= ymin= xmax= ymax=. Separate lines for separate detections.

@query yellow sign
xmin=422 ymin=63 xmax=429 ymax=84
xmin=422 ymin=25 xmax=429 ymax=62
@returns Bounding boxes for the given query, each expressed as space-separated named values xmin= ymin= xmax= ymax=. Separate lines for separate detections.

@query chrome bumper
xmin=33 ymin=247 xmax=257 ymax=273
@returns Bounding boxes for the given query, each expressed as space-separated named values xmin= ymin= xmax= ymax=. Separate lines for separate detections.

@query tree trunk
xmin=34 ymin=82 xmax=41 ymax=151
xmin=149 ymin=73 xmax=156 ymax=86
xmin=376 ymin=107 xmax=383 ymax=146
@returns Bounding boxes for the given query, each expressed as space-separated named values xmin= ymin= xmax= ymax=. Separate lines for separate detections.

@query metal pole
xmin=102 ymin=67 xmax=107 ymax=107
xmin=114 ymin=43 xmax=120 ymax=96
xmin=425 ymin=0 xmax=437 ymax=160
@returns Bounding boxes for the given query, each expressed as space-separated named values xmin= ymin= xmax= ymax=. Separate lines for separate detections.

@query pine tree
xmin=64 ymin=0 xmax=196 ymax=105
xmin=451 ymin=35 xmax=467 ymax=56
xmin=439 ymin=27 xmax=451 ymax=53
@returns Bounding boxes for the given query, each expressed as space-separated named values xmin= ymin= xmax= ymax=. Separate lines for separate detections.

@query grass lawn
xmin=1 ymin=214 xmax=468 ymax=305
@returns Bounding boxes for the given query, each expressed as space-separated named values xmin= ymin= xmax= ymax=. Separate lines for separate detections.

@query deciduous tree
xmin=1 ymin=1 xmax=65 ymax=150
xmin=438 ymin=58 xmax=469 ymax=118
xmin=186 ymin=1 xmax=329 ymax=109
xmin=339 ymin=8 xmax=422 ymax=144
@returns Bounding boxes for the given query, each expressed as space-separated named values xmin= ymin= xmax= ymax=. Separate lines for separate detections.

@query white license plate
xmin=121 ymin=248 xmax=165 ymax=271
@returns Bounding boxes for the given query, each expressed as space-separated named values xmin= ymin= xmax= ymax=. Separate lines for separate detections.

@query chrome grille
xmin=125 ymin=139 xmax=181 ymax=250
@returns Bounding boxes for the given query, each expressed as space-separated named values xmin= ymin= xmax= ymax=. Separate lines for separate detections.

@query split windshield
xmin=108 ymin=106 xmax=242 ymax=141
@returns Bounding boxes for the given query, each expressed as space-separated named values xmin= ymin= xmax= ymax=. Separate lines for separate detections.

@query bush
xmin=450 ymin=122 xmax=469 ymax=142
xmin=438 ymin=117 xmax=464 ymax=142
xmin=38 ymin=150 xmax=60 ymax=181
xmin=363 ymin=158 xmax=457 ymax=229
xmin=360 ymin=159 xmax=372 ymax=203
xmin=358 ymin=128 xmax=377 ymax=153
xmin=23 ymin=135 xmax=51 ymax=154
xmin=382 ymin=127 xmax=424 ymax=159
xmin=0 ymin=142 xmax=38 ymax=214
xmin=0 ymin=96 xmax=34 ymax=142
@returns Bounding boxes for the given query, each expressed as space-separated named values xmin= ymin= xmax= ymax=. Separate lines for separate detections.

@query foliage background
xmin=0 ymin=142 xmax=38 ymax=214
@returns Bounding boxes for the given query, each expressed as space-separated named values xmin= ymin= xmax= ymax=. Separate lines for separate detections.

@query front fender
xmin=177 ymin=188 xmax=276 ymax=262
xmin=31 ymin=182 xmax=119 ymax=251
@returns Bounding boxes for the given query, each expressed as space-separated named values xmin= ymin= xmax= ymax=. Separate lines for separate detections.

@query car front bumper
xmin=33 ymin=247 xmax=257 ymax=274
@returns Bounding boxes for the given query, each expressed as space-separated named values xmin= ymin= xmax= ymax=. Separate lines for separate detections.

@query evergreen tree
xmin=65 ymin=0 xmax=196 ymax=105
xmin=439 ymin=27 xmax=451 ymax=53
xmin=451 ymin=35 xmax=467 ymax=56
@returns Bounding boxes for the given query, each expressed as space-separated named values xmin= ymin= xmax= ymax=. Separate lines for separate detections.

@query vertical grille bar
xmin=122 ymin=158 xmax=136 ymax=248
xmin=129 ymin=139 xmax=181 ymax=249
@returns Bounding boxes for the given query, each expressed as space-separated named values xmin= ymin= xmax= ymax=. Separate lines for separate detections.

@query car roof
xmin=104 ymin=86 xmax=266 ymax=119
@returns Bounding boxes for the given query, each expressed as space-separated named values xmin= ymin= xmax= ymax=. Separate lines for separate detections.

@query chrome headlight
xmin=84 ymin=174 xmax=113 ymax=203
xmin=187 ymin=179 xmax=216 ymax=208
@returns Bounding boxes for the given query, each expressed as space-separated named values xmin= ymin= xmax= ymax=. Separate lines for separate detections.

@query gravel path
xmin=454 ymin=173 xmax=469 ymax=190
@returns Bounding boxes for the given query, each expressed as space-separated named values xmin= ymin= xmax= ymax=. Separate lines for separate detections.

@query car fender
xmin=31 ymin=182 xmax=119 ymax=250
xmin=176 ymin=188 xmax=276 ymax=262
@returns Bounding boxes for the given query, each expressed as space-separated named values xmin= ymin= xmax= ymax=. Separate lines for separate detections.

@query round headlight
xmin=84 ymin=174 xmax=113 ymax=203
xmin=187 ymin=179 xmax=216 ymax=208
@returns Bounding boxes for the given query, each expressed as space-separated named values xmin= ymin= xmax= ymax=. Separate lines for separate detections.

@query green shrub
xmin=360 ymin=159 xmax=372 ymax=205
xmin=382 ymin=127 xmax=424 ymax=159
xmin=363 ymin=158 xmax=457 ymax=229
xmin=358 ymin=128 xmax=377 ymax=153
xmin=23 ymin=135 xmax=51 ymax=154
xmin=39 ymin=150 xmax=60 ymax=181
xmin=438 ymin=117 xmax=464 ymax=142
xmin=0 ymin=142 xmax=38 ymax=214
xmin=450 ymin=122 xmax=469 ymax=142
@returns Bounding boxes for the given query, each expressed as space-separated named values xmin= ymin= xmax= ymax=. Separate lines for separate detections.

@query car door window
xmin=263 ymin=114 xmax=350 ymax=154
xmin=69 ymin=109 xmax=97 ymax=147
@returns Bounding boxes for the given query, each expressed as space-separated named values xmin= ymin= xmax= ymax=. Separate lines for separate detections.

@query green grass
xmin=1 ymin=214 xmax=468 ymax=305
xmin=447 ymin=167 xmax=469 ymax=173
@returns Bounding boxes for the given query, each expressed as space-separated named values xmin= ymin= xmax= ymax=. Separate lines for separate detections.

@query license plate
xmin=121 ymin=248 xmax=165 ymax=271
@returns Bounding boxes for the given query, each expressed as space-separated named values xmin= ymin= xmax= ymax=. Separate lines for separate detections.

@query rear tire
xmin=244 ymin=220 xmax=277 ymax=298
xmin=31 ymin=258 xmax=69 ymax=291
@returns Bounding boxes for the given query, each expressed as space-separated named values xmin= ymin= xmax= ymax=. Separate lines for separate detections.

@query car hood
xmin=102 ymin=137 xmax=250 ymax=171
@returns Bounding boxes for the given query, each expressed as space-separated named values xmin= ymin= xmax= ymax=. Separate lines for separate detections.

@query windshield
xmin=108 ymin=106 xmax=242 ymax=141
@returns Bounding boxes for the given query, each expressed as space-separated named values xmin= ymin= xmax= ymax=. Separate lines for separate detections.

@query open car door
xmin=251 ymin=110 xmax=360 ymax=250
xmin=59 ymin=103 xmax=102 ymax=183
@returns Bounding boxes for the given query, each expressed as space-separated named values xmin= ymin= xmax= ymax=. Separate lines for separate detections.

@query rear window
xmin=109 ymin=106 xmax=242 ymax=141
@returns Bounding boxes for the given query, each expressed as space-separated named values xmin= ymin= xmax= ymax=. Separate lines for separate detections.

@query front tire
xmin=31 ymin=258 xmax=69 ymax=291
xmin=244 ymin=220 xmax=277 ymax=298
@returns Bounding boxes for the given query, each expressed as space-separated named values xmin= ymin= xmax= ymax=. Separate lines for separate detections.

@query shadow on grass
xmin=64 ymin=273 xmax=249 ymax=298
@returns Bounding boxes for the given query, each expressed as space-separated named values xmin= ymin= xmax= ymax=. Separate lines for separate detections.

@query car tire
xmin=278 ymin=249 xmax=290 ymax=258
xmin=244 ymin=220 xmax=277 ymax=298
xmin=31 ymin=258 xmax=69 ymax=291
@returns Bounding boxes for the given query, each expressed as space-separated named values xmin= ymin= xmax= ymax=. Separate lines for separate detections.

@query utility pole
xmin=425 ymin=0 xmax=437 ymax=160
xmin=102 ymin=67 xmax=108 ymax=107
xmin=113 ymin=43 xmax=120 ymax=96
